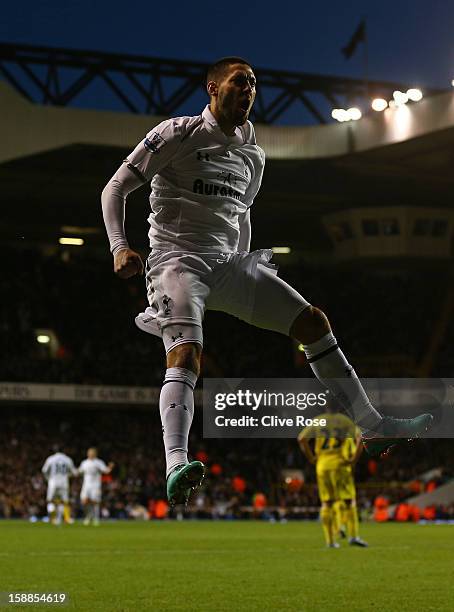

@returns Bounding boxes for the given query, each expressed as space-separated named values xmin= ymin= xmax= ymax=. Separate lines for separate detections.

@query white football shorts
xmin=80 ymin=485 xmax=102 ymax=503
xmin=135 ymin=248 xmax=310 ymax=353
xmin=47 ymin=482 xmax=69 ymax=503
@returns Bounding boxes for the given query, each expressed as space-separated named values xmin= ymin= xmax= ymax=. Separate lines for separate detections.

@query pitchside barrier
xmin=1 ymin=379 xmax=454 ymax=438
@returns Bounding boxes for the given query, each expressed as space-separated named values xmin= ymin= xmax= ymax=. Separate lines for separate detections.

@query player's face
xmin=214 ymin=64 xmax=256 ymax=126
xmin=87 ymin=448 xmax=97 ymax=459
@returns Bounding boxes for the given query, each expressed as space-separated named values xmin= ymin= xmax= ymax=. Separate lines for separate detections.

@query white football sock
xmin=56 ymin=504 xmax=64 ymax=523
xmin=304 ymin=332 xmax=382 ymax=430
xmin=160 ymin=367 xmax=197 ymax=477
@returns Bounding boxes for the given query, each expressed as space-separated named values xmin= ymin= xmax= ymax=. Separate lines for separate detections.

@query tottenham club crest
xmin=144 ymin=132 xmax=166 ymax=154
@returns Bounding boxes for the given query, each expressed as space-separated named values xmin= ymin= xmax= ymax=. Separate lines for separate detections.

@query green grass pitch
xmin=1 ymin=521 xmax=453 ymax=611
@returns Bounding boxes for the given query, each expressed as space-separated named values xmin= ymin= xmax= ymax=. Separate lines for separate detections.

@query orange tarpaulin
xmin=232 ymin=476 xmax=246 ymax=493
xmin=395 ymin=503 xmax=410 ymax=522
xmin=148 ymin=499 xmax=169 ymax=519
xmin=426 ymin=480 xmax=437 ymax=493
xmin=253 ymin=493 xmax=267 ymax=509
xmin=210 ymin=463 xmax=222 ymax=476
xmin=373 ymin=495 xmax=389 ymax=522
xmin=408 ymin=504 xmax=421 ymax=522
xmin=423 ymin=505 xmax=436 ymax=520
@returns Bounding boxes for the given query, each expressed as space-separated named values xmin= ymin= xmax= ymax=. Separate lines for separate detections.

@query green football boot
xmin=363 ymin=413 xmax=433 ymax=457
xmin=363 ymin=438 xmax=398 ymax=458
xmin=166 ymin=461 xmax=205 ymax=506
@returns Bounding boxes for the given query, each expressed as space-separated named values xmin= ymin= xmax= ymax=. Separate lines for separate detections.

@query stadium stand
xmin=2 ymin=57 xmax=454 ymax=524
xmin=0 ymin=402 xmax=453 ymax=521
xmin=3 ymin=246 xmax=454 ymax=385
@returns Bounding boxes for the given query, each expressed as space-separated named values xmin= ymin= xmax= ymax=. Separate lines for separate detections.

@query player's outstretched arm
xmin=102 ymin=461 xmax=115 ymax=474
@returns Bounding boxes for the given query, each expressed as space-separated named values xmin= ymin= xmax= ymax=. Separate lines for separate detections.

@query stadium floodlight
xmin=37 ymin=334 xmax=51 ymax=344
xmin=272 ymin=246 xmax=291 ymax=254
xmin=407 ymin=88 xmax=423 ymax=102
xmin=59 ymin=237 xmax=84 ymax=246
xmin=393 ymin=90 xmax=408 ymax=105
xmin=332 ymin=107 xmax=361 ymax=122
xmin=347 ymin=107 xmax=362 ymax=121
xmin=371 ymin=98 xmax=388 ymax=112
xmin=332 ymin=108 xmax=349 ymax=122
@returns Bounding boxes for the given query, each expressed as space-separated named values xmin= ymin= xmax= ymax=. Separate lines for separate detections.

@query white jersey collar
xmin=202 ymin=105 xmax=244 ymax=144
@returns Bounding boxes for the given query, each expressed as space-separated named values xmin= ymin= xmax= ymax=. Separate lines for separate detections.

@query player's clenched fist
xmin=114 ymin=248 xmax=144 ymax=279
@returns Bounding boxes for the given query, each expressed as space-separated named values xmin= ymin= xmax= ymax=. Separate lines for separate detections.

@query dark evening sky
xmin=2 ymin=0 xmax=454 ymax=121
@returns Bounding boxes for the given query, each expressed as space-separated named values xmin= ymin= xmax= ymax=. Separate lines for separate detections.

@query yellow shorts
xmin=316 ymin=467 xmax=356 ymax=502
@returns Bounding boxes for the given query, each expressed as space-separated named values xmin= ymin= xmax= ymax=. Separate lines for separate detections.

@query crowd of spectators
xmin=0 ymin=406 xmax=453 ymax=522
xmin=1 ymin=246 xmax=454 ymax=521
xmin=2 ymin=246 xmax=453 ymax=385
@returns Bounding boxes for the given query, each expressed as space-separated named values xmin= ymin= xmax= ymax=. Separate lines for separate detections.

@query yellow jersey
xmin=300 ymin=412 xmax=360 ymax=471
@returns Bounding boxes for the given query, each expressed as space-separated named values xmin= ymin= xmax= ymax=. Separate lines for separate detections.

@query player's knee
xmin=290 ymin=305 xmax=331 ymax=344
xmin=167 ymin=342 xmax=202 ymax=375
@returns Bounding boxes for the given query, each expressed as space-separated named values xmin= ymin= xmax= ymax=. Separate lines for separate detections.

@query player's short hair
xmin=206 ymin=56 xmax=253 ymax=85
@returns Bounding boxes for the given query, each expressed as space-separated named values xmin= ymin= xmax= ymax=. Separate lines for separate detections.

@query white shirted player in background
xmin=78 ymin=447 xmax=114 ymax=526
xmin=101 ymin=56 xmax=432 ymax=506
xmin=41 ymin=447 xmax=78 ymax=525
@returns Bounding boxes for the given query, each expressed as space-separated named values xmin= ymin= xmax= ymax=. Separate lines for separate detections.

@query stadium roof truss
xmin=0 ymin=42 xmax=444 ymax=124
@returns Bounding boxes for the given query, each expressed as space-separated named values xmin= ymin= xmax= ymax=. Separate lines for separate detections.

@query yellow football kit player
xmin=298 ymin=412 xmax=367 ymax=548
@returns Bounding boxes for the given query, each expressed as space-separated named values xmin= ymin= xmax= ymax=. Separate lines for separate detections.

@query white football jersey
xmin=41 ymin=452 xmax=76 ymax=485
xmin=125 ymin=105 xmax=265 ymax=253
xmin=78 ymin=458 xmax=108 ymax=488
